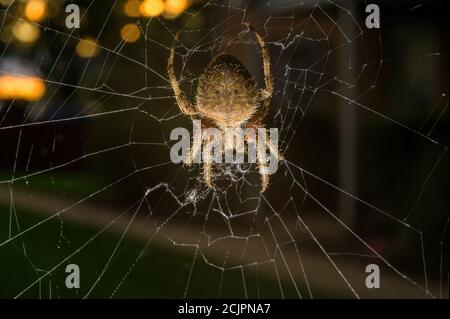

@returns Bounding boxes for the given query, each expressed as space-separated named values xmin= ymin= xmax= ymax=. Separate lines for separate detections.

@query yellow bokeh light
xmin=140 ymin=0 xmax=164 ymax=17
xmin=24 ymin=0 xmax=47 ymax=22
xmin=0 ymin=75 xmax=46 ymax=101
xmin=164 ymin=0 xmax=188 ymax=18
xmin=120 ymin=23 xmax=141 ymax=43
xmin=12 ymin=21 xmax=40 ymax=43
xmin=76 ymin=37 xmax=100 ymax=58
xmin=124 ymin=0 xmax=141 ymax=17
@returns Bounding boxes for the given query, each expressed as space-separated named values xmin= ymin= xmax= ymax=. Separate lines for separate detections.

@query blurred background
xmin=0 ymin=0 xmax=448 ymax=298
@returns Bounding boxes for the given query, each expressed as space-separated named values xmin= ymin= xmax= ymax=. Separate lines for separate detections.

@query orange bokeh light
xmin=12 ymin=21 xmax=40 ymax=43
xmin=164 ymin=0 xmax=189 ymax=18
xmin=0 ymin=75 xmax=46 ymax=101
xmin=76 ymin=37 xmax=100 ymax=58
xmin=124 ymin=0 xmax=141 ymax=17
xmin=24 ymin=0 xmax=47 ymax=22
xmin=120 ymin=23 xmax=141 ymax=43
xmin=140 ymin=0 xmax=164 ymax=17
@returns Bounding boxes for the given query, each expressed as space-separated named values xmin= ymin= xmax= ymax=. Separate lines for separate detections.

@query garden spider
xmin=168 ymin=24 xmax=282 ymax=192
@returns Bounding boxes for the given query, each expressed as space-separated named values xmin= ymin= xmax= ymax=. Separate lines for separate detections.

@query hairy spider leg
xmin=244 ymin=23 xmax=273 ymax=122
xmin=168 ymin=32 xmax=198 ymax=116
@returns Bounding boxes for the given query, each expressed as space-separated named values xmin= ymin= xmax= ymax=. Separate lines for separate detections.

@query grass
xmin=0 ymin=170 xmax=103 ymax=200
xmin=0 ymin=170 xmax=328 ymax=298
xmin=0 ymin=203 xmax=307 ymax=298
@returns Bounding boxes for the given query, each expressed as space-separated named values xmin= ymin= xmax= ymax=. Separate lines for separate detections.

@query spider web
xmin=0 ymin=0 xmax=448 ymax=299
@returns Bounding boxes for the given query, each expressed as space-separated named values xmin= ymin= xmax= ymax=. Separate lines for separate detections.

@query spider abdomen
xmin=196 ymin=54 xmax=260 ymax=128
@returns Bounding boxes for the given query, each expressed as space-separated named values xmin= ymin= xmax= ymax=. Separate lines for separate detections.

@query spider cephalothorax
xmin=168 ymin=24 xmax=282 ymax=192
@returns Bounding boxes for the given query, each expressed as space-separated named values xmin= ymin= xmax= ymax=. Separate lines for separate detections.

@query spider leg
xmin=245 ymin=23 xmax=273 ymax=122
xmin=168 ymin=32 xmax=197 ymax=116
xmin=203 ymin=162 xmax=214 ymax=188
xmin=186 ymin=121 xmax=215 ymax=166
xmin=249 ymin=127 xmax=283 ymax=192
xmin=267 ymin=136 xmax=284 ymax=161
xmin=184 ymin=137 xmax=202 ymax=166
xmin=203 ymin=139 xmax=214 ymax=188
xmin=256 ymin=139 xmax=269 ymax=193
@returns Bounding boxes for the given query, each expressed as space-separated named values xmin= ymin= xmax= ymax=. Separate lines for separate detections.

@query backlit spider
xmin=168 ymin=24 xmax=282 ymax=192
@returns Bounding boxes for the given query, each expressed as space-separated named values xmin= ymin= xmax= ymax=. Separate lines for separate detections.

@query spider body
xmin=196 ymin=54 xmax=259 ymax=129
xmin=168 ymin=25 xmax=282 ymax=192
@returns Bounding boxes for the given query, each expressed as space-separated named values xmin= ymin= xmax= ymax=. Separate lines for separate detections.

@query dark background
xmin=0 ymin=0 xmax=447 ymax=298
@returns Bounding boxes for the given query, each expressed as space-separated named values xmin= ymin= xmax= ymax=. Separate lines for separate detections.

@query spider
xmin=168 ymin=24 xmax=282 ymax=192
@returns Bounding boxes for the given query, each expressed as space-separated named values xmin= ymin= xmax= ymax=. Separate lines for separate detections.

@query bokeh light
xmin=0 ymin=75 xmax=46 ymax=101
xmin=163 ymin=0 xmax=189 ymax=18
xmin=120 ymin=23 xmax=141 ymax=43
xmin=140 ymin=0 xmax=164 ymax=17
xmin=24 ymin=0 xmax=47 ymax=22
xmin=76 ymin=37 xmax=100 ymax=58
xmin=124 ymin=0 xmax=141 ymax=17
xmin=12 ymin=21 xmax=40 ymax=43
